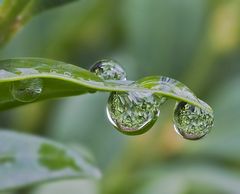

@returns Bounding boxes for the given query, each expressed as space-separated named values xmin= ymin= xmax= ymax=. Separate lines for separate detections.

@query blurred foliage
xmin=0 ymin=0 xmax=240 ymax=193
xmin=0 ymin=130 xmax=100 ymax=191
xmin=0 ymin=0 xmax=80 ymax=47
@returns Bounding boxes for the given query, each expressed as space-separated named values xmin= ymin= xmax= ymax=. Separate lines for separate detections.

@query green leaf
xmin=0 ymin=130 xmax=101 ymax=191
xmin=0 ymin=58 xmax=212 ymax=112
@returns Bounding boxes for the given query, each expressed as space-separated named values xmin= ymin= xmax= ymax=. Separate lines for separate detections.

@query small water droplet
xmin=63 ymin=71 xmax=72 ymax=77
xmin=50 ymin=69 xmax=58 ymax=74
xmin=173 ymin=101 xmax=214 ymax=140
xmin=106 ymin=91 xmax=160 ymax=135
xmin=11 ymin=78 xmax=43 ymax=102
xmin=90 ymin=59 xmax=127 ymax=80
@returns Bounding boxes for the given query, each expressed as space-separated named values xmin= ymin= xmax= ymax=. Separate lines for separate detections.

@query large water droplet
xmin=90 ymin=59 xmax=127 ymax=80
xmin=173 ymin=101 xmax=214 ymax=140
xmin=106 ymin=91 xmax=160 ymax=135
xmin=11 ymin=78 xmax=43 ymax=102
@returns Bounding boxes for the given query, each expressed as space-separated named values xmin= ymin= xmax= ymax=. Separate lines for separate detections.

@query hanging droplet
xmin=11 ymin=78 xmax=43 ymax=102
xmin=173 ymin=101 xmax=214 ymax=140
xmin=90 ymin=59 xmax=127 ymax=80
xmin=106 ymin=91 xmax=160 ymax=135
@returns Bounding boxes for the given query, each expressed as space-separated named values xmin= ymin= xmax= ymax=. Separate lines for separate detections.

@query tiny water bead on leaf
xmin=11 ymin=78 xmax=43 ymax=102
xmin=90 ymin=59 xmax=127 ymax=80
xmin=173 ymin=101 xmax=214 ymax=140
xmin=106 ymin=91 xmax=161 ymax=135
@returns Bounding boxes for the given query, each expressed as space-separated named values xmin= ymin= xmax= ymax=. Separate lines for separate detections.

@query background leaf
xmin=0 ymin=130 xmax=100 ymax=191
xmin=0 ymin=0 xmax=80 ymax=47
xmin=135 ymin=165 xmax=240 ymax=194
xmin=32 ymin=179 xmax=99 ymax=194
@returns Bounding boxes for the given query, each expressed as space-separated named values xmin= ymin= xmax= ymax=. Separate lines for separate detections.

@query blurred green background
xmin=1 ymin=0 xmax=240 ymax=193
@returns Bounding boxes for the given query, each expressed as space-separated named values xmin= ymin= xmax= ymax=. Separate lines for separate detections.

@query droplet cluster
xmin=91 ymin=59 xmax=214 ymax=139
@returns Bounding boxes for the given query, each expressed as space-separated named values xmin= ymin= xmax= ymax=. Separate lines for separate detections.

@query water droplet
xmin=173 ymin=101 xmax=214 ymax=140
xmin=50 ymin=69 xmax=58 ymax=74
xmin=11 ymin=79 xmax=43 ymax=102
xmin=63 ymin=71 xmax=72 ymax=77
xmin=106 ymin=91 xmax=160 ymax=135
xmin=90 ymin=59 xmax=127 ymax=80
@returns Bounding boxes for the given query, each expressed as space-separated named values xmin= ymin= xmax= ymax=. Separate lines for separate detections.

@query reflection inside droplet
xmin=106 ymin=91 xmax=161 ymax=135
xmin=90 ymin=59 xmax=127 ymax=81
xmin=173 ymin=101 xmax=214 ymax=140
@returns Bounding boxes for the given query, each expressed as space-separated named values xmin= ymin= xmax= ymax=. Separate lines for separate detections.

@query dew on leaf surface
xmin=90 ymin=59 xmax=126 ymax=81
xmin=11 ymin=78 xmax=43 ymax=103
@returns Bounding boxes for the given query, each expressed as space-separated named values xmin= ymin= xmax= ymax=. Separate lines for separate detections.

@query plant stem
xmin=0 ymin=0 xmax=29 ymax=47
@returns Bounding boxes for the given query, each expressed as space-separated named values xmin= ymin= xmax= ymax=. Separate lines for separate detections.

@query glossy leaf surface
xmin=0 ymin=58 xmax=212 ymax=112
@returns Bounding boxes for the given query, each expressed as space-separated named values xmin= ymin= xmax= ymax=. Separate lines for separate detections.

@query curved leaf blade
xmin=0 ymin=130 xmax=101 ymax=191
xmin=0 ymin=58 xmax=212 ymax=112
